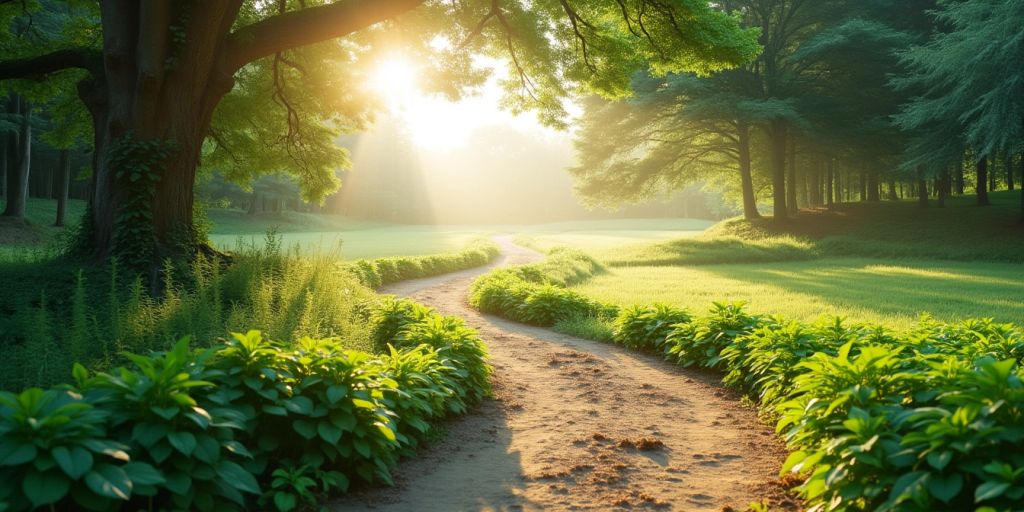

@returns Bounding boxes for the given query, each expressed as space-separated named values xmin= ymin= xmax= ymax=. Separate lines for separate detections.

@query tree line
xmin=570 ymin=0 xmax=1024 ymax=221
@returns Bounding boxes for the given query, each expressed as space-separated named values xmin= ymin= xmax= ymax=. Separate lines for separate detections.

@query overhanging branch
xmin=224 ymin=0 xmax=425 ymax=72
xmin=0 ymin=48 xmax=101 ymax=81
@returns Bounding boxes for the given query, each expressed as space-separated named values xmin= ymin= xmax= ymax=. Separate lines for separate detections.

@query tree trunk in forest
xmin=977 ymin=156 xmax=990 ymax=205
xmin=917 ymin=175 xmax=928 ymax=207
xmin=786 ymin=134 xmax=797 ymax=215
xmin=55 ymin=149 xmax=71 ymax=227
xmin=737 ymin=121 xmax=760 ymax=220
xmin=955 ymin=162 xmax=965 ymax=195
xmin=1007 ymin=152 xmax=1015 ymax=191
xmin=2 ymin=97 xmax=30 ymax=219
xmin=769 ymin=119 xmax=788 ymax=222
xmin=808 ymin=160 xmax=821 ymax=206
xmin=887 ymin=178 xmax=897 ymax=201
xmin=0 ymin=132 xmax=7 ymax=201
xmin=867 ymin=169 xmax=879 ymax=201
xmin=826 ymin=158 xmax=834 ymax=209
xmin=937 ymin=169 xmax=949 ymax=208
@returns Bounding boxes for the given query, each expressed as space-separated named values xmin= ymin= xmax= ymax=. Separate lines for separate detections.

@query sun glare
xmin=363 ymin=55 xmax=567 ymax=151
xmin=367 ymin=58 xmax=420 ymax=111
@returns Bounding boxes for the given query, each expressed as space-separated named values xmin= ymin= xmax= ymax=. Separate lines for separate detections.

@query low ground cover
xmin=0 ymin=235 xmax=499 ymax=391
xmin=0 ymin=297 xmax=490 ymax=511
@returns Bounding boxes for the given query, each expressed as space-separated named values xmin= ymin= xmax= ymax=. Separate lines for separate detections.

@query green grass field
xmin=1 ymin=198 xmax=711 ymax=260
xmin=558 ymin=191 xmax=1024 ymax=330
xmin=574 ymin=258 xmax=1023 ymax=329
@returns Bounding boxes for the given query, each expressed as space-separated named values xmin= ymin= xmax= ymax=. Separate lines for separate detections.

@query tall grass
xmin=0 ymin=236 xmax=377 ymax=391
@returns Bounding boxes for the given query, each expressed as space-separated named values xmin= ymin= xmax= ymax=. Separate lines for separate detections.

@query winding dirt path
xmin=334 ymin=236 xmax=792 ymax=511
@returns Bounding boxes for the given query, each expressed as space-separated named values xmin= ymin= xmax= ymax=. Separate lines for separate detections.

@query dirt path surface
xmin=335 ymin=236 xmax=791 ymax=511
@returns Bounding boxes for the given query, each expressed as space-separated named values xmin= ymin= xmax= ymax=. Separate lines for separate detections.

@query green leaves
xmin=0 ymin=291 xmax=490 ymax=511
xmin=23 ymin=469 xmax=70 ymax=506
xmin=52 ymin=446 xmax=93 ymax=479
xmin=167 ymin=431 xmax=197 ymax=456
xmin=84 ymin=464 xmax=131 ymax=500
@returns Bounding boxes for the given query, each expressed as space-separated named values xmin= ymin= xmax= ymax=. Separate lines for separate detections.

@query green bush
xmin=565 ymin=293 xmax=1024 ymax=510
xmin=611 ymin=303 xmax=691 ymax=351
xmin=664 ymin=301 xmax=761 ymax=369
xmin=342 ymin=238 xmax=499 ymax=289
xmin=469 ymin=248 xmax=615 ymax=328
xmin=0 ymin=298 xmax=491 ymax=511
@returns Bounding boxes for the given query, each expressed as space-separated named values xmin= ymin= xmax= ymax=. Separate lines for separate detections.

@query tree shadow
xmin=699 ymin=259 xmax=1024 ymax=325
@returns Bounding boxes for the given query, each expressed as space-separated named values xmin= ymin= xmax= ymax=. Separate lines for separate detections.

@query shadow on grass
xmin=698 ymin=259 xmax=1024 ymax=325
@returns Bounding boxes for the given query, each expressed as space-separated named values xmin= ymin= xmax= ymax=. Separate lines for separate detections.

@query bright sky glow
xmin=365 ymin=56 xmax=573 ymax=151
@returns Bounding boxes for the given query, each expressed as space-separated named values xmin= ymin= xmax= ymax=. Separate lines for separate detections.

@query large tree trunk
xmin=976 ymin=156 xmax=990 ymax=205
xmin=55 ymin=149 xmax=71 ymax=227
xmin=2 ymin=96 xmax=30 ymax=219
xmin=737 ymin=121 xmax=760 ymax=220
xmin=769 ymin=119 xmax=787 ymax=222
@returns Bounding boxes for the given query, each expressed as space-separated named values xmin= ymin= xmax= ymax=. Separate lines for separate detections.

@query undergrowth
xmin=0 ymin=297 xmax=490 ymax=511
xmin=0 ymin=235 xmax=500 ymax=391
xmin=472 ymin=250 xmax=1024 ymax=511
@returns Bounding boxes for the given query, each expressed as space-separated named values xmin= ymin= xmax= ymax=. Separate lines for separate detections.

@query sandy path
xmin=334 ymin=236 xmax=791 ymax=511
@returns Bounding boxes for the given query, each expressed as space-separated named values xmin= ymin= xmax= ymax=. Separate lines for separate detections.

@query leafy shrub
xmin=341 ymin=238 xmax=499 ymax=289
xmin=612 ymin=303 xmax=691 ymax=351
xmin=469 ymin=249 xmax=615 ymax=329
xmin=0 ymin=297 xmax=491 ymax=511
xmin=664 ymin=301 xmax=761 ymax=369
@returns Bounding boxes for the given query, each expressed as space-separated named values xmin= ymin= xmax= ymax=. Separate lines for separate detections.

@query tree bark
xmin=976 ymin=156 xmax=990 ymax=205
xmin=826 ymin=158 xmax=834 ymax=209
xmin=1006 ymin=152 xmax=1015 ymax=191
xmin=917 ymin=175 xmax=928 ymax=208
xmin=2 ymin=97 xmax=30 ymax=219
xmin=55 ymin=149 xmax=71 ymax=227
xmin=786 ymin=133 xmax=797 ymax=215
xmin=866 ymin=168 xmax=879 ymax=201
xmin=937 ymin=169 xmax=949 ymax=208
xmin=769 ymin=119 xmax=787 ymax=221
xmin=808 ymin=159 xmax=821 ymax=206
xmin=737 ymin=121 xmax=760 ymax=220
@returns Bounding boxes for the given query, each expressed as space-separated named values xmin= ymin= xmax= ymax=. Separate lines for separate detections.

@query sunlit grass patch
xmin=571 ymin=258 xmax=1024 ymax=330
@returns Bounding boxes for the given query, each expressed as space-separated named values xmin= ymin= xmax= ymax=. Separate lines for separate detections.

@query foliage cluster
xmin=341 ymin=238 xmax=499 ymax=289
xmin=471 ymin=252 xmax=1024 ymax=510
xmin=0 ymin=236 xmax=500 ymax=391
xmin=0 ymin=297 xmax=490 ymax=511
xmin=469 ymin=248 xmax=616 ymax=327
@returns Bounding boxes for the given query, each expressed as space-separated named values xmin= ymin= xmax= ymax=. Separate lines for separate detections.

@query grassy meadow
xmin=552 ymin=191 xmax=1024 ymax=330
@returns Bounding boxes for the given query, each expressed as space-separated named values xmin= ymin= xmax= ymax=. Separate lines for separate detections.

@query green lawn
xmin=514 ymin=218 xmax=712 ymax=252
xmin=573 ymin=258 xmax=1024 ymax=330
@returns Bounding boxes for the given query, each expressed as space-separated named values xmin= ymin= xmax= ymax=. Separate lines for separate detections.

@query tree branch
xmin=0 ymin=48 xmax=100 ymax=81
xmin=224 ymin=0 xmax=425 ymax=72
